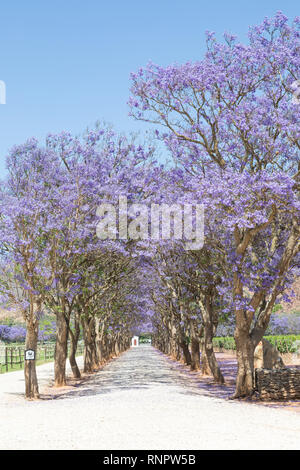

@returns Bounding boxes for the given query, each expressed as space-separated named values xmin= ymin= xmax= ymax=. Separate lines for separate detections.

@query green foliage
xmin=213 ymin=335 xmax=300 ymax=354
xmin=213 ymin=336 xmax=235 ymax=350
xmin=264 ymin=335 xmax=300 ymax=354
xmin=272 ymin=304 xmax=283 ymax=313
xmin=138 ymin=333 xmax=152 ymax=343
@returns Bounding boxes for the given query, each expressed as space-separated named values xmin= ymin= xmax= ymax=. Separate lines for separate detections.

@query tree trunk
xmin=114 ymin=339 xmax=119 ymax=356
xmin=190 ymin=337 xmax=200 ymax=371
xmin=176 ymin=341 xmax=181 ymax=361
xmin=82 ymin=317 xmax=97 ymax=372
xmin=190 ymin=321 xmax=200 ymax=371
xmin=202 ymin=307 xmax=224 ymax=383
xmin=204 ymin=330 xmax=224 ymax=384
xmin=84 ymin=339 xmax=96 ymax=372
xmin=180 ymin=340 xmax=191 ymax=365
xmin=69 ymin=342 xmax=81 ymax=378
xmin=68 ymin=315 xmax=81 ymax=379
xmin=200 ymin=339 xmax=210 ymax=375
xmin=234 ymin=328 xmax=255 ymax=397
xmin=95 ymin=318 xmax=104 ymax=365
xmin=169 ymin=320 xmax=177 ymax=358
xmin=198 ymin=294 xmax=224 ymax=382
xmin=54 ymin=312 xmax=69 ymax=386
xmin=24 ymin=319 xmax=40 ymax=399
xmin=102 ymin=335 xmax=109 ymax=361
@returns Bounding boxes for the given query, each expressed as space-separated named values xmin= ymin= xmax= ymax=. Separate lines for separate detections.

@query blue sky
xmin=0 ymin=0 xmax=298 ymax=174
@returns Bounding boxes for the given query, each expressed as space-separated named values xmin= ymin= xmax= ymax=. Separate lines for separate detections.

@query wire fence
xmin=0 ymin=341 xmax=84 ymax=373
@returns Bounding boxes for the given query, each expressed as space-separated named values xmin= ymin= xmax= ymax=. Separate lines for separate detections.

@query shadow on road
xmin=42 ymin=346 xmax=223 ymax=401
xmin=40 ymin=346 xmax=300 ymax=412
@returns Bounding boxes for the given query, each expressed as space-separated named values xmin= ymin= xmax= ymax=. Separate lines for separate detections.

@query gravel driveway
xmin=0 ymin=345 xmax=299 ymax=450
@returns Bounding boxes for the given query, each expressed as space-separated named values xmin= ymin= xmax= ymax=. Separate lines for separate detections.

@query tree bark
xmin=82 ymin=317 xmax=98 ymax=372
xmin=204 ymin=331 xmax=224 ymax=384
xmin=102 ymin=335 xmax=109 ymax=361
xmin=68 ymin=314 xmax=81 ymax=379
xmin=234 ymin=327 xmax=255 ymax=397
xmin=169 ymin=319 xmax=177 ymax=359
xmin=24 ymin=318 xmax=40 ymax=399
xmin=176 ymin=341 xmax=181 ymax=361
xmin=202 ymin=300 xmax=224 ymax=384
xmin=179 ymin=329 xmax=191 ymax=365
xmin=190 ymin=321 xmax=200 ymax=371
xmin=95 ymin=317 xmax=104 ymax=365
xmin=200 ymin=339 xmax=210 ymax=375
xmin=54 ymin=312 xmax=69 ymax=386
xmin=231 ymin=215 xmax=300 ymax=398
xmin=191 ymin=337 xmax=200 ymax=370
xmin=114 ymin=338 xmax=119 ymax=356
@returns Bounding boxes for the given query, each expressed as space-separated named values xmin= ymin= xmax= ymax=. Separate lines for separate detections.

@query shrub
xmin=213 ymin=335 xmax=300 ymax=354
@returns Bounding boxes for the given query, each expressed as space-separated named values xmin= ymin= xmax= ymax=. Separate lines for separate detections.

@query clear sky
xmin=0 ymin=0 xmax=298 ymax=174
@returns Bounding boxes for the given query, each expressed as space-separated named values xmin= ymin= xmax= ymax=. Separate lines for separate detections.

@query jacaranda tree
xmin=129 ymin=12 xmax=300 ymax=397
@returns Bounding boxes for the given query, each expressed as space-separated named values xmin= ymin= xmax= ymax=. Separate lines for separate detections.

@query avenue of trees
xmin=0 ymin=12 xmax=299 ymax=399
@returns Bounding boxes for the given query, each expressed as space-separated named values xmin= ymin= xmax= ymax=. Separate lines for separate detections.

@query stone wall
xmin=255 ymin=367 xmax=300 ymax=400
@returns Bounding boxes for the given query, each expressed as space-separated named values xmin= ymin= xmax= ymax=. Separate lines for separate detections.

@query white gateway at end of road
xmin=131 ymin=336 xmax=139 ymax=347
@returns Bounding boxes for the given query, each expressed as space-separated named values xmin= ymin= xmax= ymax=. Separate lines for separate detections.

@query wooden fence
xmin=0 ymin=342 xmax=84 ymax=373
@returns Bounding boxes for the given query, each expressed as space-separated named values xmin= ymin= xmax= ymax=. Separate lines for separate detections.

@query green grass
xmin=0 ymin=357 xmax=56 ymax=374
xmin=0 ymin=342 xmax=84 ymax=374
